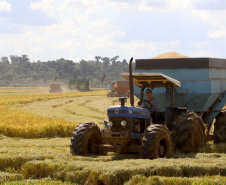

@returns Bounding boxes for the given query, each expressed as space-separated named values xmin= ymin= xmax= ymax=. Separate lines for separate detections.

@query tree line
xmin=0 ymin=55 xmax=134 ymax=87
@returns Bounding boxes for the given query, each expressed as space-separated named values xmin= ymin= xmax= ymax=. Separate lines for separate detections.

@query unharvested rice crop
xmin=0 ymin=87 xmax=49 ymax=94
xmin=0 ymin=88 xmax=106 ymax=138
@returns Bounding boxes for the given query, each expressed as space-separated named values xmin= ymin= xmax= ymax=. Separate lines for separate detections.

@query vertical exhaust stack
xmin=129 ymin=58 xmax=134 ymax=106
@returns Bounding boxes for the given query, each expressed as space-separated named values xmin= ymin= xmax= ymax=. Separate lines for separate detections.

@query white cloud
xmin=192 ymin=10 xmax=210 ymax=22
xmin=138 ymin=0 xmax=197 ymax=12
xmin=67 ymin=0 xmax=98 ymax=7
xmin=0 ymin=0 xmax=11 ymax=12
xmin=195 ymin=41 xmax=209 ymax=47
xmin=106 ymin=1 xmax=135 ymax=11
xmin=138 ymin=0 xmax=168 ymax=12
xmin=167 ymin=0 xmax=195 ymax=9
xmin=169 ymin=40 xmax=180 ymax=48
xmin=208 ymin=30 xmax=226 ymax=39
xmin=192 ymin=9 xmax=226 ymax=29
xmin=30 ymin=0 xmax=58 ymax=18
xmin=1 ymin=0 xmax=226 ymax=62
xmin=120 ymin=40 xmax=155 ymax=57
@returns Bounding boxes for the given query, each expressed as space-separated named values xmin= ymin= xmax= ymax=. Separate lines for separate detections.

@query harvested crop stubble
xmin=19 ymin=96 xmax=110 ymax=127
xmin=0 ymin=136 xmax=225 ymax=184
xmin=0 ymin=172 xmax=22 ymax=184
xmin=20 ymin=154 xmax=226 ymax=184
xmin=125 ymin=175 xmax=226 ymax=185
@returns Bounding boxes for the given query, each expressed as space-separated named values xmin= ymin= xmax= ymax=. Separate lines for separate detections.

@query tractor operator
xmin=142 ymin=89 xmax=160 ymax=123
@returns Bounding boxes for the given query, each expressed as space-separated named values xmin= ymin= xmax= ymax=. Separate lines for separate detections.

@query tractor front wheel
xmin=214 ymin=112 xmax=226 ymax=144
xmin=70 ymin=122 xmax=103 ymax=155
xmin=140 ymin=124 xmax=173 ymax=159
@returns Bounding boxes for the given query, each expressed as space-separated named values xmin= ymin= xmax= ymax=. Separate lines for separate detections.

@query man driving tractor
xmin=141 ymin=89 xmax=160 ymax=123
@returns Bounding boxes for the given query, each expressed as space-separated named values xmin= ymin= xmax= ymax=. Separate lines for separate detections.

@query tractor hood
xmin=107 ymin=105 xmax=150 ymax=119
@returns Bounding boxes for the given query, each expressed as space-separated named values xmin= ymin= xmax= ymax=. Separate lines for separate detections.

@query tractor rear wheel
xmin=70 ymin=122 xmax=103 ymax=155
xmin=170 ymin=112 xmax=206 ymax=153
xmin=140 ymin=124 xmax=173 ymax=159
xmin=214 ymin=112 xmax=226 ymax=144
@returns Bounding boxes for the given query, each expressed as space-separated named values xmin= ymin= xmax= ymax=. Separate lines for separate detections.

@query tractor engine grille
xmin=109 ymin=117 xmax=129 ymax=131
xmin=133 ymin=118 xmax=146 ymax=133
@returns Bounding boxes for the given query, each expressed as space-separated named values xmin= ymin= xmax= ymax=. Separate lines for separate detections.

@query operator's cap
xmin=146 ymin=89 xmax=152 ymax=94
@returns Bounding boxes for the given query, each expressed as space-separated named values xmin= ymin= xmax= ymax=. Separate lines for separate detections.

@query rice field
xmin=0 ymin=87 xmax=225 ymax=184
xmin=0 ymin=88 xmax=107 ymax=138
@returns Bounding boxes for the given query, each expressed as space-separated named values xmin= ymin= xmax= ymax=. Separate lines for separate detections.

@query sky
xmin=0 ymin=0 xmax=226 ymax=62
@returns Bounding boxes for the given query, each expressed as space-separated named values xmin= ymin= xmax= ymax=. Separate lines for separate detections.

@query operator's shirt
xmin=142 ymin=97 xmax=160 ymax=113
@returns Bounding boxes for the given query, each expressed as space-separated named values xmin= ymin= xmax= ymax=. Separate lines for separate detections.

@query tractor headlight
xmin=107 ymin=121 xmax=113 ymax=127
xmin=121 ymin=120 xmax=127 ymax=127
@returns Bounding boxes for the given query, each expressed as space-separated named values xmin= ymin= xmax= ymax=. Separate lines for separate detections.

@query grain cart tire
xmin=140 ymin=124 xmax=173 ymax=159
xmin=170 ymin=112 xmax=206 ymax=153
xmin=70 ymin=122 xmax=103 ymax=155
xmin=214 ymin=112 xmax=226 ymax=144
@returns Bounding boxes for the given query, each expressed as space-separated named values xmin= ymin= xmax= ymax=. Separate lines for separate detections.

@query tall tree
xmin=110 ymin=56 xmax=119 ymax=66
xmin=0 ymin=56 xmax=10 ymax=65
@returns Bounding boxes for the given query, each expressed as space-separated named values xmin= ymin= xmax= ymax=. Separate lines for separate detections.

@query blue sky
xmin=0 ymin=0 xmax=226 ymax=62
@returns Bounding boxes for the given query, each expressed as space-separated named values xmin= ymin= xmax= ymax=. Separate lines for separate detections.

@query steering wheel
xmin=138 ymin=100 xmax=153 ymax=110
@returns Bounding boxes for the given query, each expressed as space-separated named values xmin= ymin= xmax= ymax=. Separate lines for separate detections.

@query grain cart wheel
xmin=70 ymin=122 xmax=103 ymax=155
xmin=214 ymin=112 xmax=226 ymax=144
xmin=170 ymin=112 xmax=206 ymax=153
xmin=140 ymin=124 xmax=173 ymax=159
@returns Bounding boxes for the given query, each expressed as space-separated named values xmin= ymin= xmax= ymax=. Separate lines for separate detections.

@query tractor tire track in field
xmin=78 ymin=97 xmax=119 ymax=115
xmin=61 ymin=97 xmax=126 ymax=120
xmin=52 ymin=100 xmax=74 ymax=108
xmin=16 ymin=95 xmax=126 ymax=126
xmin=63 ymin=108 xmax=104 ymax=120
xmin=62 ymin=96 xmax=122 ymax=122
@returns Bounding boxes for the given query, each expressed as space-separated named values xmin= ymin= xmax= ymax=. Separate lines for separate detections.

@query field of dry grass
xmin=0 ymin=87 xmax=225 ymax=184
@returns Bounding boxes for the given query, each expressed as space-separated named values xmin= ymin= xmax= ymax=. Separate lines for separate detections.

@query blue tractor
xmin=70 ymin=57 xmax=226 ymax=159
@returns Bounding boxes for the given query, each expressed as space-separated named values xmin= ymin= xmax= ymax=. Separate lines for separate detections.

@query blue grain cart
xmin=122 ymin=57 xmax=226 ymax=144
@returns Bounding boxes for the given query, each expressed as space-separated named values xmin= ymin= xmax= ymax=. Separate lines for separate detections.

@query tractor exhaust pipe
xmin=101 ymin=74 xmax=106 ymax=83
xmin=129 ymin=57 xmax=134 ymax=106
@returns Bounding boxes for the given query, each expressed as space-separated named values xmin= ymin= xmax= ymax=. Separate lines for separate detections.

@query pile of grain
xmin=152 ymin=51 xmax=189 ymax=59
